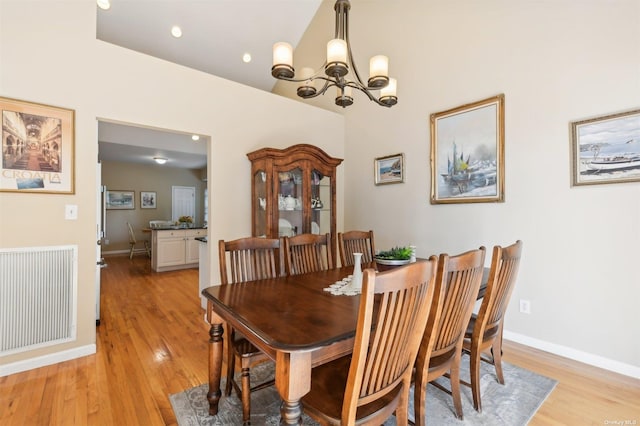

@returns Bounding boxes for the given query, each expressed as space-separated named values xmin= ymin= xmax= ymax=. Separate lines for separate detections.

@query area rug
xmin=170 ymin=354 xmax=556 ymax=425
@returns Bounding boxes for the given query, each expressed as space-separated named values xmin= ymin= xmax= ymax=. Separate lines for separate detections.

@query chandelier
xmin=271 ymin=0 xmax=397 ymax=108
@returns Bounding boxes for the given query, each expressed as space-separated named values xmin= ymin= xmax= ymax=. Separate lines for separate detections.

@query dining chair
xmin=218 ymin=236 xmax=284 ymax=425
xmin=301 ymin=258 xmax=439 ymax=426
xmin=461 ymin=240 xmax=523 ymax=413
xmin=337 ymin=230 xmax=376 ymax=266
xmin=413 ymin=247 xmax=486 ymax=424
xmin=126 ymin=222 xmax=150 ymax=260
xmin=283 ymin=233 xmax=333 ymax=275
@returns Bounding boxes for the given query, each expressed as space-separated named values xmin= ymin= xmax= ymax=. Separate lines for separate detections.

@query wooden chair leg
xmin=413 ymin=362 xmax=429 ymax=426
xmin=492 ymin=338 xmax=505 ymax=384
xmin=224 ymin=327 xmax=235 ymax=397
xmin=240 ymin=365 xmax=251 ymax=425
xmin=450 ymin=359 xmax=464 ymax=420
xmin=470 ymin=346 xmax=482 ymax=413
xmin=129 ymin=243 xmax=134 ymax=260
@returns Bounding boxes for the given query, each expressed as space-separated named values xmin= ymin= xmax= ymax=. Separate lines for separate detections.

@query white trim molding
xmin=0 ymin=344 xmax=96 ymax=377
xmin=504 ymin=331 xmax=640 ymax=379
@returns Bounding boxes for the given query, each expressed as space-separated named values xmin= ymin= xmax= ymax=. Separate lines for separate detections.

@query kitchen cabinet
xmin=151 ymin=228 xmax=206 ymax=272
xmin=247 ymin=144 xmax=343 ymax=262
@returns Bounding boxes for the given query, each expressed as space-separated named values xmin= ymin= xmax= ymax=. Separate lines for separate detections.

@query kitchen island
xmin=150 ymin=228 xmax=206 ymax=272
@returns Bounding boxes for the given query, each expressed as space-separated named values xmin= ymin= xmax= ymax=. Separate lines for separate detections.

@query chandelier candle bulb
xmin=271 ymin=42 xmax=294 ymax=78
xmin=368 ymin=55 xmax=389 ymax=88
xmin=297 ymin=67 xmax=317 ymax=98
xmin=335 ymin=86 xmax=353 ymax=107
xmin=326 ymin=39 xmax=348 ymax=77
xmin=379 ymin=77 xmax=398 ymax=106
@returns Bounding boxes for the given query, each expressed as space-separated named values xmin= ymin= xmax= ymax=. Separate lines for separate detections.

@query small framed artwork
xmin=1 ymin=96 xmax=75 ymax=194
xmin=140 ymin=191 xmax=157 ymax=209
xmin=430 ymin=94 xmax=505 ymax=204
xmin=374 ymin=153 xmax=405 ymax=185
xmin=570 ymin=108 xmax=640 ymax=186
xmin=106 ymin=190 xmax=135 ymax=210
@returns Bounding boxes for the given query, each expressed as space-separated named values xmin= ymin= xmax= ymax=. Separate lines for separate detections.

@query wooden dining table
xmin=201 ymin=262 xmax=489 ymax=425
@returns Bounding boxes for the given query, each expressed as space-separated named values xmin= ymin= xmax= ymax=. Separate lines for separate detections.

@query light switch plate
xmin=65 ymin=204 xmax=78 ymax=220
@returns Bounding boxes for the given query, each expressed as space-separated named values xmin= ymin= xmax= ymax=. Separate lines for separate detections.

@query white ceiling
xmin=98 ymin=121 xmax=208 ymax=169
xmin=96 ymin=0 xmax=323 ymax=168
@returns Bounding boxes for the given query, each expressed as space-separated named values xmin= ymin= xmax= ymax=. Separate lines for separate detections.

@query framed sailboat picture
xmin=430 ymin=94 xmax=505 ymax=204
xmin=570 ymin=109 xmax=640 ymax=186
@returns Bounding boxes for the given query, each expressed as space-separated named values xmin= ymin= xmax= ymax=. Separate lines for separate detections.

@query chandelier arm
xmin=342 ymin=4 xmax=369 ymax=91
xmin=304 ymin=80 xmax=334 ymax=99
xmin=345 ymin=82 xmax=391 ymax=107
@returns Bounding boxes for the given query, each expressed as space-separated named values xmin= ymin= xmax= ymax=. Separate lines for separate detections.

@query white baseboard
xmin=0 ymin=344 xmax=96 ymax=377
xmin=504 ymin=330 xmax=640 ymax=379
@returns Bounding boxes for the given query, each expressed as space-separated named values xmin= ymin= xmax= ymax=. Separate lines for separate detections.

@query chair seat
xmin=302 ymin=355 xmax=403 ymax=424
xmin=232 ymin=336 xmax=268 ymax=360
xmin=465 ymin=314 xmax=478 ymax=336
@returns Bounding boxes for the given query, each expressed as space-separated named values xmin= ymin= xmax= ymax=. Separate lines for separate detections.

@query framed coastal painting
xmin=140 ymin=191 xmax=157 ymax=209
xmin=374 ymin=153 xmax=405 ymax=185
xmin=106 ymin=190 xmax=135 ymax=210
xmin=570 ymin=108 xmax=640 ymax=186
xmin=0 ymin=96 xmax=75 ymax=193
xmin=430 ymin=94 xmax=505 ymax=204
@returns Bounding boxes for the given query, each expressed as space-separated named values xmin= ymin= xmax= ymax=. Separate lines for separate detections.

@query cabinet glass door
xmin=277 ymin=168 xmax=302 ymax=237
xmin=311 ymin=170 xmax=331 ymax=235
xmin=254 ymin=170 xmax=267 ymax=237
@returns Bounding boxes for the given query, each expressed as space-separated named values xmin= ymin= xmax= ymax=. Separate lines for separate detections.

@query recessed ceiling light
xmin=191 ymin=135 xmax=200 ymax=141
xmin=97 ymin=0 xmax=110 ymax=10
xmin=154 ymin=157 xmax=168 ymax=165
xmin=242 ymin=53 xmax=252 ymax=63
xmin=171 ymin=26 xmax=182 ymax=38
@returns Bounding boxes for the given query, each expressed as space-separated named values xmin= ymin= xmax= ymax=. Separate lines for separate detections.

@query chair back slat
xmin=284 ymin=233 xmax=333 ymax=275
xmin=477 ymin=241 xmax=523 ymax=340
xmin=432 ymin=249 xmax=486 ymax=356
xmin=338 ymin=230 xmax=375 ymax=266
xmin=341 ymin=259 xmax=438 ymax=423
xmin=219 ymin=237 xmax=284 ymax=284
xmin=127 ymin=222 xmax=137 ymax=244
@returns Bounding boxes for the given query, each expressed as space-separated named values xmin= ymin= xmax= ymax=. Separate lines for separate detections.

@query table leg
xmin=206 ymin=302 xmax=224 ymax=416
xmin=276 ymin=351 xmax=311 ymax=425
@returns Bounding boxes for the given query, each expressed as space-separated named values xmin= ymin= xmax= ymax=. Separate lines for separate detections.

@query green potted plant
xmin=178 ymin=215 xmax=193 ymax=228
xmin=375 ymin=246 xmax=413 ymax=271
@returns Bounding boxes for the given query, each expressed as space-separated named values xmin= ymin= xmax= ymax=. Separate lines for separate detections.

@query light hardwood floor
xmin=1 ymin=255 xmax=638 ymax=425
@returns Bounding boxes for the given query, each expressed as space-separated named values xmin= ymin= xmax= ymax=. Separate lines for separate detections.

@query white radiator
xmin=0 ymin=245 xmax=77 ymax=356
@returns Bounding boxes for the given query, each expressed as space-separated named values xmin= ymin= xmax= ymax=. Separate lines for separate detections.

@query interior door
xmin=172 ymin=185 xmax=196 ymax=222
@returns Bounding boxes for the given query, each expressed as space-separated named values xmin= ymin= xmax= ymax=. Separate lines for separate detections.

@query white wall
xmin=276 ymin=0 xmax=640 ymax=376
xmin=0 ymin=1 xmax=344 ymax=371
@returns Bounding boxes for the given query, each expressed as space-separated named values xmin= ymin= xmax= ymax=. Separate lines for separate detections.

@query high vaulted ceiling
xmin=96 ymin=0 xmax=323 ymax=167
xmin=96 ymin=0 xmax=322 ymax=92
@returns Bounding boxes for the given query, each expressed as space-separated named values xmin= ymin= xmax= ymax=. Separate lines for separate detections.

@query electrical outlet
xmin=519 ymin=299 xmax=531 ymax=314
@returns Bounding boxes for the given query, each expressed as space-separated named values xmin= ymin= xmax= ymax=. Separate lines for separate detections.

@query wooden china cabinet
xmin=247 ymin=144 xmax=343 ymax=261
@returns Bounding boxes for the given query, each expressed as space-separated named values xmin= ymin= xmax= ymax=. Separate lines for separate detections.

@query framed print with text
xmin=1 ymin=96 xmax=75 ymax=193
